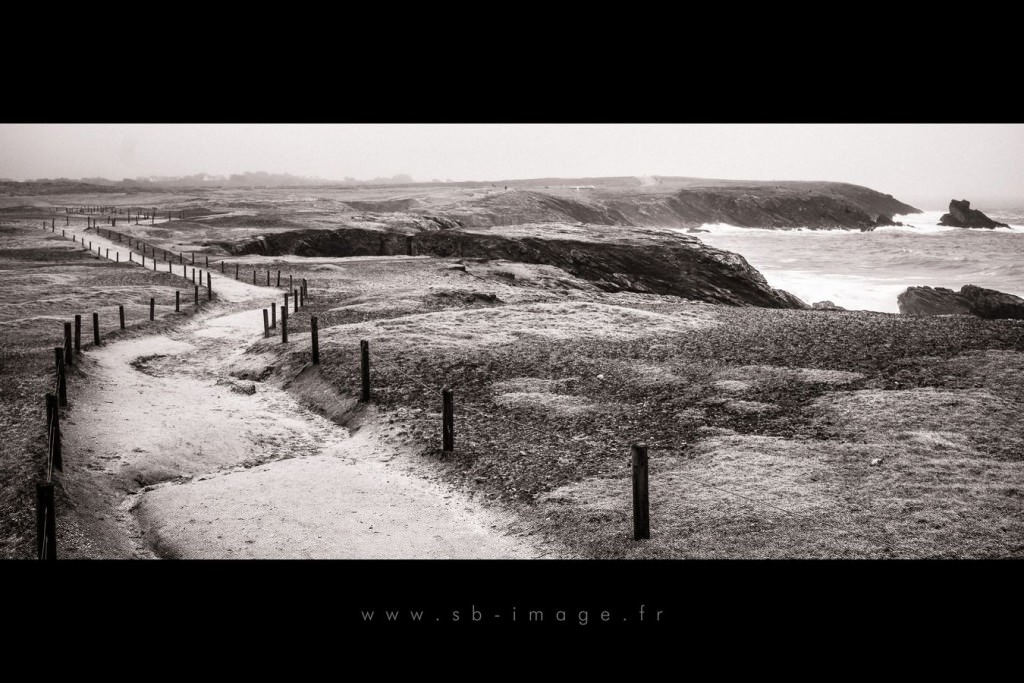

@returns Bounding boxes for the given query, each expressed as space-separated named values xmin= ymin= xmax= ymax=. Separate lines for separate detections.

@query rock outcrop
xmin=811 ymin=301 xmax=846 ymax=311
xmin=443 ymin=181 xmax=920 ymax=231
xmin=938 ymin=200 xmax=1009 ymax=229
xmin=898 ymin=285 xmax=1024 ymax=319
xmin=227 ymin=222 xmax=807 ymax=309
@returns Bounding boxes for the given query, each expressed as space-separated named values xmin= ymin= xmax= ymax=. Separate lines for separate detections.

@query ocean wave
xmin=689 ymin=214 xmax=1024 ymax=235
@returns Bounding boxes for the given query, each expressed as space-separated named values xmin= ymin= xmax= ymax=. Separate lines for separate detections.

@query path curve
xmin=60 ymin=228 xmax=546 ymax=558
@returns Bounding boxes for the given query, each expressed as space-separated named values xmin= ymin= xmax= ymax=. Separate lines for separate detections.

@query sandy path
xmin=60 ymin=230 xmax=545 ymax=558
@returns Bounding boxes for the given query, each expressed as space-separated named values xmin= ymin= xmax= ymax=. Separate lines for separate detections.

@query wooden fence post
xmin=277 ymin=270 xmax=281 ymax=287
xmin=235 ymin=264 xmax=239 ymax=280
xmin=92 ymin=312 xmax=100 ymax=346
xmin=36 ymin=482 xmax=57 ymax=561
xmin=64 ymin=322 xmax=72 ymax=365
xmin=54 ymin=347 xmax=66 ymax=407
xmin=46 ymin=391 xmax=62 ymax=468
xmin=360 ymin=340 xmax=370 ymax=402
xmin=207 ymin=276 xmax=212 ymax=300
xmin=266 ymin=270 xmax=270 ymax=286
xmin=221 ymin=261 xmax=224 ymax=274
xmin=271 ymin=302 xmax=276 ymax=328
xmin=74 ymin=315 xmax=81 ymax=353
xmin=175 ymin=291 xmax=180 ymax=312
xmin=311 ymin=316 xmax=319 ymax=364
xmin=284 ymin=293 xmax=290 ymax=314
xmin=442 ymin=387 xmax=454 ymax=453
xmin=194 ymin=285 xmax=199 ymax=306
xmin=253 ymin=269 xmax=256 ymax=285
xmin=289 ymin=273 xmax=293 ymax=293
xmin=263 ymin=309 xmax=270 ymax=338
xmin=119 ymin=304 xmax=125 ymax=329
xmin=300 ymin=286 xmax=305 ymax=308
xmin=150 ymin=298 xmax=155 ymax=321
xmin=293 ymin=289 xmax=298 ymax=312
xmin=281 ymin=306 xmax=288 ymax=343
xmin=632 ymin=444 xmax=650 ymax=540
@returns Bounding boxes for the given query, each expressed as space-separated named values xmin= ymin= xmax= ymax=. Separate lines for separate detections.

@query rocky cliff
xmin=439 ymin=181 xmax=919 ymax=231
xmin=898 ymin=284 xmax=1024 ymax=319
xmin=938 ymin=199 xmax=1009 ymax=229
xmin=225 ymin=222 xmax=806 ymax=308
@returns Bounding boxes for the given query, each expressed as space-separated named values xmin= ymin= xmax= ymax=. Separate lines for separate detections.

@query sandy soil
xmin=59 ymin=229 xmax=548 ymax=558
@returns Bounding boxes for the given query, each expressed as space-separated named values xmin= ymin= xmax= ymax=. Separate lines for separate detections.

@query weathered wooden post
xmin=284 ymin=293 xmax=290 ymax=315
xmin=442 ymin=387 xmax=454 ymax=453
xmin=293 ymin=289 xmax=299 ymax=312
xmin=119 ymin=304 xmax=125 ymax=329
xmin=194 ymin=285 xmax=199 ymax=306
xmin=207 ymin=275 xmax=212 ymax=300
xmin=205 ymin=255 xmax=209 ymax=268
xmin=150 ymin=298 xmax=155 ymax=321
xmin=276 ymin=270 xmax=281 ymax=287
xmin=46 ymin=392 xmax=61 ymax=471
xmin=271 ymin=302 xmax=276 ymax=328
xmin=74 ymin=315 xmax=81 ymax=353
xmin=360 ymin=340 xmax=370 ymax=402
xmin=235 ymin=263 xmax=239 ymax=280
xmin=36 ymin=482 xmax=57 ymax=561
xmin=191 ymin=252 xmax=195 ymax=265
xmin=263 ymin=309 xmax=270 ymax=338
xmin=253 ymin=269 xmax=256 ymax=285
xmin=221 ymin=261 xmax=225 ymax=274
xmin=175 ymin=291 xmax=180 ymax=312
xmin=281 ymin=306 xmax=288 ymax=343
xmin=192 ymin=268 xmax=196 ymax=284
xmin=64 ymin=322 xmax=72 ymax=365
xmin=311 ymin=316 xmax=319 ymax=364
xmin=300 ymin=285 xmax=305 ymax=308
xmin=266 ymin=270 xmax=270 ymax=286
xmin=632 ymin=444 xmax=650 ymax=540
xmin=92 ymin=312 xmax=100 ymax=346
xmin=289 ymin=273 xmax=293 ymax=292
xmin=54 ymin=347 xmax=66 ymax=407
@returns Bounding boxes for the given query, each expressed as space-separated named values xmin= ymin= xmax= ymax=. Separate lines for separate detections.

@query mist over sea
xmin=691 ymin=209 xmax=1024 ymax=313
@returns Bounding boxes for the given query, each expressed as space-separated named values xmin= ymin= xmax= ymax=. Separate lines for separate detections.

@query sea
xmin=690 ymin=209 xmax=1024 ymax=313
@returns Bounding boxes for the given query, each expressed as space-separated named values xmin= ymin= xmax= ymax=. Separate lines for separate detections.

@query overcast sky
xmin=1 ymin=124 xmax=1021 ymax=208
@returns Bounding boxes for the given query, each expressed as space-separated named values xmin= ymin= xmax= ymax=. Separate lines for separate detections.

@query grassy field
xmin=4 ymin=195 xmax=1022 ymax=559
xmin=0 ymin=220 xmax=216 ymax=559
xmin=244 ymin=258 xmax=1024 ymax=558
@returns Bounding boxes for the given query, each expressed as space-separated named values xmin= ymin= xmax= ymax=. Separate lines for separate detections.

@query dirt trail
xmin=59 ymin=230 xmax=547 ymax=558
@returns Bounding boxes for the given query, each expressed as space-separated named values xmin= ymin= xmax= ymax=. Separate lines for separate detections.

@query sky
xmin=1 ymin=124 xmax=1021 ymax=209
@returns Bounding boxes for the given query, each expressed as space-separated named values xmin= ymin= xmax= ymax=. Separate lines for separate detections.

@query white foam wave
xmin=683 ymin=210 xmax=1024 ymax=236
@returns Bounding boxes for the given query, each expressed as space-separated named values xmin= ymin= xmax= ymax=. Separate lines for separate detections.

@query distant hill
xmin=0 ymin=171 xmax=417 ymax=194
